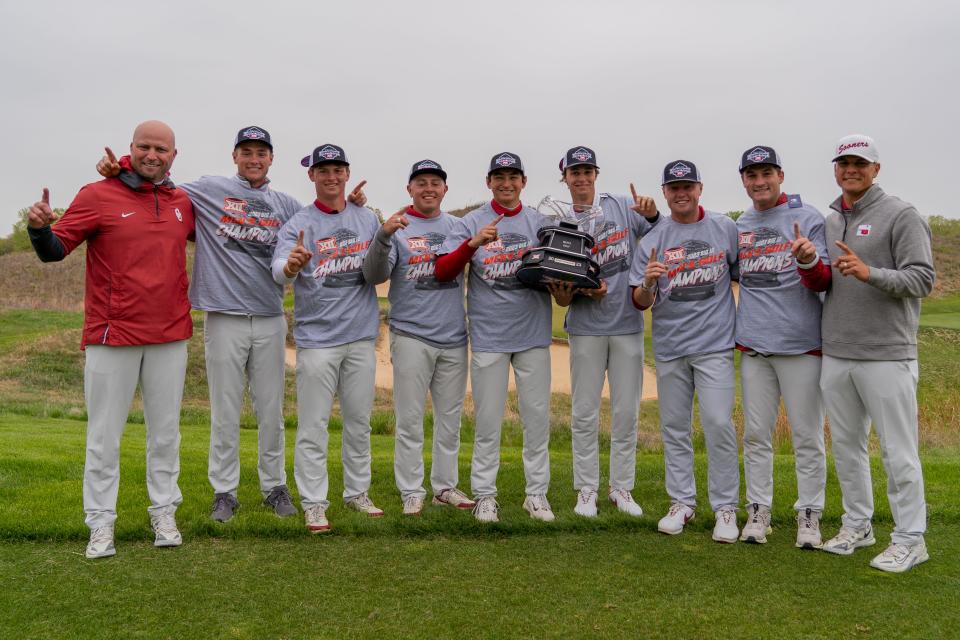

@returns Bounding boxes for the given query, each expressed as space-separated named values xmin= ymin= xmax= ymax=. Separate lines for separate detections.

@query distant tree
xmin=448 ymin=202 xmax=483 ymax=218
xmin=726 ymin=210 xmax=744 ymax=221
xmin=0 ymin=207 xmax=65 ymax=255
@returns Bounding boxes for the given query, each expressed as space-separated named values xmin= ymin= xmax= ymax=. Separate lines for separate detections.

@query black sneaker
xmin=264 ymin=485 xmax=298 ymax=518
xmin=211 ymin=493 xmax=239 ymax=522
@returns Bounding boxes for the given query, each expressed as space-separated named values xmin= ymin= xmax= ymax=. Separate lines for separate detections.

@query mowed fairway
xmin=2 ymin=227 xmax=960 ymax=639
xmin=2 ymin=418 xmax=960 ymax=640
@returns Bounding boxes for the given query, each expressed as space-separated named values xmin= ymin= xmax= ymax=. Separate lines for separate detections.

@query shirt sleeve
xmin=272 ymin=217 xmax=300 ymax=285
xmin=48 ymin=184 xmax=103 ymax=255
xmin=866 ymin=207 xmax=935 ymax=299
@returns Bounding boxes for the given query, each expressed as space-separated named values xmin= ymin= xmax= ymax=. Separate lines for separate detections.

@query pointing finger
xmin=649 ymin=246 xmax=657 ymax=262
xmin=41 ymin=187 xmax=50 ymax=205
xmin=630 ymin=182 xmax=638 ymax=201
xmin=351 ymin=179 xmax=368 ymax=195
xmin=793 ymin=222 xmax=802 ymax=240
xmin=105 ymin=147 xmax=117 ymax=164
xmin=835 ymin=240 xmax=853 ymax=254
xmin=297 ymin=230 xmax=305 ymax=247
xmin=490 ymin=214 xmax=505 ymax=227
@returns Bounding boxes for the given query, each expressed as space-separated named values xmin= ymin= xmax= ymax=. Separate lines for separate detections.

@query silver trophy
xmin=516 ymin=196 xmax=603 ymax=290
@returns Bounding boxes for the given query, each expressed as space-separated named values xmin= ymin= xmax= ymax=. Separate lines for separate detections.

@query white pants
xmin=204 ymin=312 xmax=287 ymax=498
xmin=741 ymin=353 xmax=826 ymax=511
xmin=655 ymin=351 xmax=739 ymax=511
xmin=470 ymin=347 xmax=551 ymax=498
xmin=390 ymin=332 xmax=468 ymax=499
xmin=294 ymin=340 xmax=375 ymax=509
xmin=569 ymin=333 xmax=643 ymax=492
xmin=821 ymin=356 xmax=926 ymax=545
xmin=83 ymin=341 xmax=187 ymax=529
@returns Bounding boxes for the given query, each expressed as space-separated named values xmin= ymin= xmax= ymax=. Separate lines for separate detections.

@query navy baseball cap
xmin=560 ymin=146 xmax=598 ymax=172
xmin=301 ymin=144 xmax=349 ymax=168
xmin=488 ymin=152 xmax=525 ymax=176
xmin=235 ymin=126 xmax=272 ymax=150
xmin=739 ymin=145 xmax=782 ymax=172
xmin=662 ymin=160 xmax=701 ymax=185
xmin=408 ymin=159 xmax=448 ymax=182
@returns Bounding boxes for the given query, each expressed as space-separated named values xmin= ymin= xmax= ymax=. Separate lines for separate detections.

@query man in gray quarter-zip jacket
xmin=794 ymin=134 xmax=934 ymax=573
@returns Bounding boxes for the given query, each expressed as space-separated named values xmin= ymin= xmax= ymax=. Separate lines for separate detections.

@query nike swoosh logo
xmin=121 ymin=212 xmax=136 ymax=218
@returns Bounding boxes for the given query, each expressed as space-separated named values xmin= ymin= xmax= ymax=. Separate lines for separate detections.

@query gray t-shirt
xmin=735 ymin=196 xmax=827 ymax=355
xmin=385 ymin=213 xmax=467 ymax=348
xmin=449 ymin=202 xmax=553 ymax=353
xmin=565 ymin=193 xmax=655 ymax=336
xmin=630 ymin=211 xmax=738 ymax=362
xmin=183 ymin=175 xmax=302 ymax=315
xmin=271 ymin=202 xmax=380 ymax=348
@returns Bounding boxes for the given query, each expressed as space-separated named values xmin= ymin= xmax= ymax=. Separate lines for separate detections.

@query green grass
xmin=1 ymin=416 xmax=960 ymax=639
xmin=3 ymin=283 xmax=960 ymax=638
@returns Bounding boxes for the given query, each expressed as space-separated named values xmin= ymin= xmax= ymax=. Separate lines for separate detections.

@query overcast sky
xmin=2 ymin=0 xmax=957 ymax=234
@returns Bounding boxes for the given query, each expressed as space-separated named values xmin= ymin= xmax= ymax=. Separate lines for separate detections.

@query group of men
xmin=26 ymin=121 xmax=933 ymax=574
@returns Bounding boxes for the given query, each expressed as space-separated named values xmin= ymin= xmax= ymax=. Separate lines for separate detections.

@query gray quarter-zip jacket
xmin=822 ymin=184 xmax=934 ymax=360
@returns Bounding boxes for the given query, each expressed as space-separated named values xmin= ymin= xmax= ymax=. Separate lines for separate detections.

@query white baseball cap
xmin=832 ymin=134 xmax=880 ymax=163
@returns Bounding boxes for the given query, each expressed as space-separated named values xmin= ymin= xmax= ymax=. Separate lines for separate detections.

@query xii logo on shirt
xmin=313 ymin=228 xmax=370 ymax=287
xmin=405 ymin=233 xmax=454 ymax=290
xmin=218 ymin=197 xmax=281 ymax=255
xmin=663 ymin=240 xmax=728 ymax=302
xmin=479 ymin=232 xmax=530 ymax=289
xmin=737 ymin=226 xmax=793 ymax=288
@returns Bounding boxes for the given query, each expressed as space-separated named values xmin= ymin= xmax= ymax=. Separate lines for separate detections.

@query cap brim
xmin=302 ymin=157 xmax=350 ymax=168
xmin=739 ymin=161 xmax=781 ymax=172
xmin=409 ymin=169 xmax=447 ymax=182
xmin=235 ymin=139 xmax=272 ymax=150
xmin=832 ymin=152 xmax=876 ymax=163
xmin=563 ymin=161 xmax=599 ymax=171
xmin=662 ymin=178 xmax=700 ymax=185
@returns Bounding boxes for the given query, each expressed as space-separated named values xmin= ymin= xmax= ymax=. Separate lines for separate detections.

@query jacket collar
xmin=830 ymin=183 xmax=885 ymax=215
xmin=117 ymin=155 xmax=175 ymax=193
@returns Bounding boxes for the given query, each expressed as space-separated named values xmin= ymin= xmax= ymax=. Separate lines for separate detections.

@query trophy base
xmin=517 ymin=248 xmax=602 ymax=290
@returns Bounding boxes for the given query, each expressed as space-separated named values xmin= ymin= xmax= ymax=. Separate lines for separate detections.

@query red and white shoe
xmin=658 ymin=502 xmax=695 ymax=535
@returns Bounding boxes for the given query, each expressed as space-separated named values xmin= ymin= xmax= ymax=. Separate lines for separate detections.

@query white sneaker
xmin=739 ymin=503 xmax=771 ymax=544
xmin=345 ymin=493 xmax=385 ymax=517
xmin=402 ymin=495 xmax=425 ymax=516
xmin=822 ymin=524 xmax=876 ymax=556
xmin=473 ymin=496 xmax=499 ymax=523
xmin=150 ymin=514 xmax=182 ymax=548
xmin=713 ymin=508 xmax=739 ymax=544
xmin=522 ymin=494 xmax=555 ymax=522
xmin=304 ymin=505 xmax=331 ymax=533
xmin=432 ymin=488 xmax=475 ymax=509
xmin=85 ymin=525 xmax=116 ymax=559
xmin=608 ymin=488 xmax=643 ymax=517
xmin=869 ymin=541 xmax=929 ymax=573
xmin=574 ymin=489 xmax=599 ymax=518
xmin=658 ymin=502 xmax=695 ymax=535
xmin=796 ymin=508 xmax=823 ymax=549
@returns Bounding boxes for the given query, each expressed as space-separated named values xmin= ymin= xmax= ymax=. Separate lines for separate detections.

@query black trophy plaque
xmin=517 ymin=221 xmax=602 ymax=290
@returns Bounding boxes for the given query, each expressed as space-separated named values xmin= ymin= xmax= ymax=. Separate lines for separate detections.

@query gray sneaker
xmin=210 ymin=493 xmax=239 ymax=522
xmin=264 ymin=485 xmax=298 ymax=518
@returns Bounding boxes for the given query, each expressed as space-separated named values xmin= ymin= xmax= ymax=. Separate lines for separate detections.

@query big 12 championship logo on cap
xmin=318 ymin=145 xmax=342 ymax=161
xmin=669 ymin=162 xmax=692 ymax=178
xmin=746 ymin=147 xmax=770 ymax=163
xmin=494 ymin=153 xmax=518 ymax=167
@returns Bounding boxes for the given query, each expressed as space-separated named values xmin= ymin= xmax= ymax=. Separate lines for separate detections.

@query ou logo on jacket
xmin=174 ymin=208 xmax=183 ymax=222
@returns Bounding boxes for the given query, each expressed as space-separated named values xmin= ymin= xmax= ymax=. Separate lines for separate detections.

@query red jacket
xmin=53 ymin=171 xmax=196 ymax=348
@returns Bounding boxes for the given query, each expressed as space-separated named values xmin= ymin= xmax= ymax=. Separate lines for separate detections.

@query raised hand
xmin=630 ymin=183 xmax=658 ymax=219
xmin=27 ymin=188 xmax=59 ymax=228
xmin=348 ymin=179 xmax=368 ymax=207
xmin=96 ymin=147 xmax=121 ymax=178
xmin=790 ymin=222 xmax=818 ymax=264
xmin=644 ymin=247 xmax=666 ymax=288
xmin=381 ymin=207 xmax=410 ymax=236
xmin=284 ymin=230 xmax=314 ymax=277
xmin=833 ymin=240 xmax=870 ymax=282
xmin=468 ymin=214 xmax=504 ymax=248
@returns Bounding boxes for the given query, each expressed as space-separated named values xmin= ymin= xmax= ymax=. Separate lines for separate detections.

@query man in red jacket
xmin=27 ymin=120 xmax=196 ymax=559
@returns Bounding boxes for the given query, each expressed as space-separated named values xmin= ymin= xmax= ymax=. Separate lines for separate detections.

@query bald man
xmin=27 ymin=120 xmax=196 ymax=559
